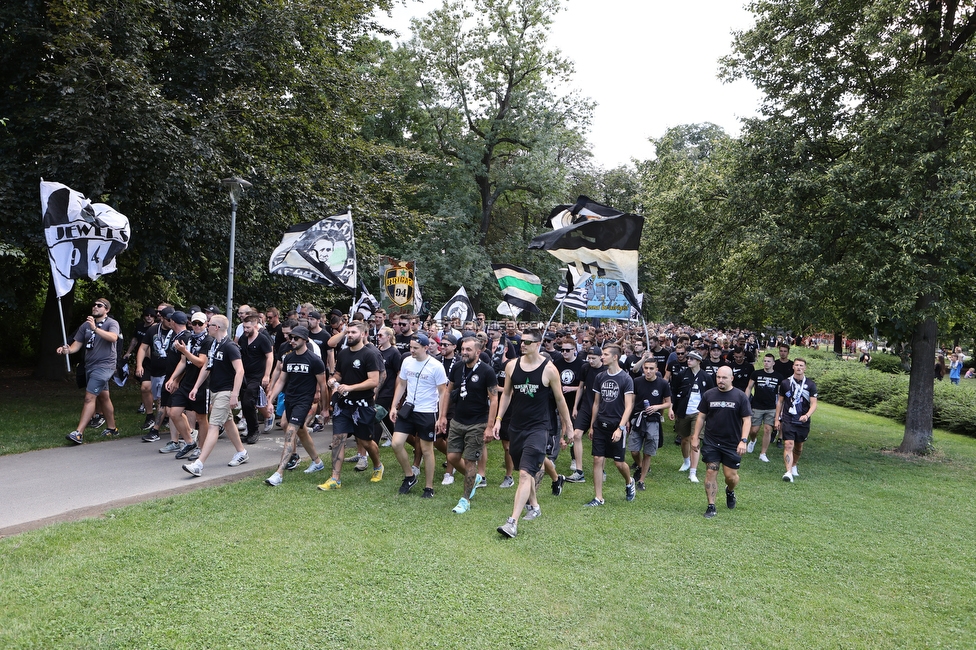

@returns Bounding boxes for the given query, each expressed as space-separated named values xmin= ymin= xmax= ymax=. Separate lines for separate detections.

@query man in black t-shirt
xmin=182 ymin=315 xmax=249 ymax=477
xmin=438 ymin=337 xmax=498 ymax=514
xmin=586 ymin=345 xmax=637 ymax=507
xmin=239 ymin=314 xmax=273 ymax=444
xmin=630 ymin=359 xmax=672 ymax=490
xmin=166 ymin=312 xmax=214 ymax=461
xmin=566 ymin=346 xmax=603 ymax=483
xmin=692 ymin=366 xmax=752 ymax=518
xmin=136 ymin=303 xmax=175 ymax=435
xmin=745 ymin=353 xmax=783 ymax=461
xmin=156 ymin=311 xmax=191 ymax=453
xmin=263 ymin=326 xmax=328 ymax=486
xmin=319 ymin=321 xmax=383 ymax=490
xmin=776 ymin=358 xmax=818 ymax=483
xmin=124 ymin=306 xmax=156 ymax=416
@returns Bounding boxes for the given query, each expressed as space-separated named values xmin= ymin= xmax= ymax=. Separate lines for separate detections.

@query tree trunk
xmin=833 ymin=331 xmax=843 ymax=355
xmin=899 ymin=302 xmax=937 ymax=454
xmin=35 ymin=280 xmax=76 ymax=380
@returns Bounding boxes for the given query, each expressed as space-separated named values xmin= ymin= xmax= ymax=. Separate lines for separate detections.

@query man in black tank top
xmin=492 ymin=329 xmax=573 ymax=539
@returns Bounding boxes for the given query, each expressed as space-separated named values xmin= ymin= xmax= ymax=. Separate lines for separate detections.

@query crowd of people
xmin=61 ymin=298 xmax=824 ymax=535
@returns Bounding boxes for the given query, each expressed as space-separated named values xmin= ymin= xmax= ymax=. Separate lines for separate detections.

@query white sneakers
xmin=688 ymin=470 xmax=699 ymax=483
xmin=228 ymin=450 xmax=249 ymax=467
xmin=783 ymin=472 xmax=794 ymax=483
xmin=265 ymin=472 xmax=283 ymax=486
xmin=441 ymin=472 xmax=455 ymax=485
xmin=792 ymin=465 xmax=799 ymax=477
xmin=759 ymin=453 xmax=769 ymax=462
xmin=679 ymin=458 xmax=691 ymax=472
xmin=746 ymin=440 xmax=756 ymax=453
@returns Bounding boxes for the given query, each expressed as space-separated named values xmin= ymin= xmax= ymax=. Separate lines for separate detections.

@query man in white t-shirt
xmin=390 ymin=333 xmax=449 ymax=498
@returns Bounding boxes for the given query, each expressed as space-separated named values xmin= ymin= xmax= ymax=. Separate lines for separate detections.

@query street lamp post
xmin=220 ymin=176 xmax=252 ymax=322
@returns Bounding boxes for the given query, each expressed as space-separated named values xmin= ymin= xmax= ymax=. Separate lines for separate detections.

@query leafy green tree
xmin=0 ymin=0 xmax=421 ymax=375
xmin=396 ymin=0 xmax=594 ymax=246
xmin=723 ymin=0 xmax=976 ymax=453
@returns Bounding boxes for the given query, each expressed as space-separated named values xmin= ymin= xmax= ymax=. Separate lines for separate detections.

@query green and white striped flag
xmin=491 ymin=263 xmax=542 ymax=314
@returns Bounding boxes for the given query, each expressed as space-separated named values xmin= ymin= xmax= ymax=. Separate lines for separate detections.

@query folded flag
xmin=269 ymin=211 xmax=357 ymax=293
xmin=41 ymin=180 xmax=130 ymax=297
xmin=491 ymin=263 xmax=542 ymax=314
xmin=554 ymin=266 xmax=591 ymax=312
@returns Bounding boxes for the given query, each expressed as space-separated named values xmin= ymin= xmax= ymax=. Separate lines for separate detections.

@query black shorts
xmin=701 ymin=441 xmax=741 ymax=469
xmin=171 ymin=385 xmax=209 ymax=415
xmin=286 ymin=400 xmax=314 ymax=428
xmin=591 ymin=420 xmax=626 ymax=462
xmin=333 ymin=403 xmax=377 ymax=441
xmin=573 ymin=406 xmax=592 ymax=432
xmin=781 ymin=423 xmax=810 ymax=443
xmin=545 ymin=430 xmax=559 ymax=462
xmin=395 ymin=411 xmax=437 ymax=442
xmin=160 ymin=382 xmax=175 ymax=408
xmin=509 ymin=427 xmax=547 ymax=474
xmin=498 ymin=416 xmax=511 ymax=442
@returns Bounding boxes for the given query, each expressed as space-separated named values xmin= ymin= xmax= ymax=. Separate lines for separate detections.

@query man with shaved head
xmin=691 ymin=366 xmax=752 ymax=519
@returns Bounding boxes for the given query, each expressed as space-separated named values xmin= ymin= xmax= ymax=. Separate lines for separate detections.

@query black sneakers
xmin=421 ymin=487 xmax=434 ymax=499
xmin=284 ymin=453 xmax=301 ymax=471
xmin=88 ymin=414 xmax=106 ymax=429
xmin=141 ymin=415 xmax=156 ymax=431
xmin=726 ymin=488 xmax=737 ymax=509
xmin=704 ymin=504 xmax=717 ymax=518
xmin=551 ymin=475 xmax=565 ymax=496
xmin=141 ymin=429 xmax=160 ymax=443
xmin=399 ymin=475 xmax=418 ymax=494
xmin=244 ymin=430 xmax=260 ymax=445
xmin=175 ymin=442 xmax=198 ymax=460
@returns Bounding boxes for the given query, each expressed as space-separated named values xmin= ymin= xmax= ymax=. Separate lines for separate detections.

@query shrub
xmin=866 ymin=353 xmax=906 ymax=374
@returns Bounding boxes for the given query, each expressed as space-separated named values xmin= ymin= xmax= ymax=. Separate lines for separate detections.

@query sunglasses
xmin=521 ymin=339 xmax=540 ymax=345
xmin=289 ymin=335 xmax=304 ymax=341
xmin=561 ymin=348 xmax=574 ymax=353
xmin=93 ymin=303 xmax=106 ymax=308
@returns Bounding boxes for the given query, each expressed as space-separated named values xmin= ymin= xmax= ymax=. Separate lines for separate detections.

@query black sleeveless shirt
xmin=508 ymin=357 xmax=552 ymax=433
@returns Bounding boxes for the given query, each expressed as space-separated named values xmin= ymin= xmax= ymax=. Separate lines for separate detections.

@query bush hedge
xmin=802 ymin=354 xmax=976 ymax=438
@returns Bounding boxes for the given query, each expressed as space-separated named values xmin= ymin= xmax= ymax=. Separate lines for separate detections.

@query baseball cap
xmin=414 ymin=333 xmax=430 ymax=347
xmin=170 ymin=311 xmax=188 ymax=325
xmin=587 ymin=346 xmax=602 ymax=357
xmin=159 ymin=306 xmax=175 ymax=319
xmin=190 ymin=312 xmax=207 ymax=324
xmin=687 ymin=350 xmax=703 ymax=361
xmin=290 ymin=325 xmax=310 ymax=340
xmin=205 ymin=305 xmax=220 ymax=314
xmin=308 ymin=310 xmax=321 ymax=320
xmin=442 ymin=334 xmax=458 ymax=346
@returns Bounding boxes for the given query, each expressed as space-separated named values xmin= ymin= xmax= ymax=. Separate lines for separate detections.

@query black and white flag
xmin=41 ymin=181 xmax=130 ymax=297
xmin=352 ymin=281 xmax=381 ymax=319
xmin=269 ymin=211 xmax=357 ymax=293
xmin=529 ymin=196 xmax=643 ymax=309
xmin=433 ymin=287 xmax=475 ymax=324
xmin=554 ymin=266 xmax=591 ymax=313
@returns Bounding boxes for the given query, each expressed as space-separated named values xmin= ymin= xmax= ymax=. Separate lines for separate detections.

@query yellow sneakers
xmin=317 ymin=477 xmax=341 ymax=490
xmin=370 ymin=465 xmax=384 ymax=482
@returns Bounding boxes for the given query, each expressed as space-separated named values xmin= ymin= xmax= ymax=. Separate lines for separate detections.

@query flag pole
xmin=56 ymin=295 xmax=71 ymax=373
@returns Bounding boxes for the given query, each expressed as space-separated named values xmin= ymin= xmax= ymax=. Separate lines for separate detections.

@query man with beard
xmin=727 ymin=347 xmax=753 ymax=392
xmin=123 ymin=306 xmax=156 ymax=417
xmin=692 ymin=366 xmax=751 ymax=519
xmin=155 ymin=311 xmax=192 ymax=454
xmin=318 ymin=321 xmax=384 ymax=490
xmin=438 ymin=336 xmax=498 ymax=514
xmin=629 ymin=359 xmax=671 ymax=490
xmin=136 ymin=303 xmax=175 ymax=440
xmin=59 ymin=298 xmax=121 ymax=443
xmin=565 ymin=346 xmax=604 ymax=484
xmin=264 ymin=326 xmax=329 ymax=486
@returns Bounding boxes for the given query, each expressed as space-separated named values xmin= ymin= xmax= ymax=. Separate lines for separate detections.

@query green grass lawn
xmin=2 ymin=388 xmax=975 ymax=648
xmin=0 ymin=368 xmax=152 ymax=455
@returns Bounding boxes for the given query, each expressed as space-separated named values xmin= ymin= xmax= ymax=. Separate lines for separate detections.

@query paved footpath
xmin=0 ymin=426 xmax=337 ymax=537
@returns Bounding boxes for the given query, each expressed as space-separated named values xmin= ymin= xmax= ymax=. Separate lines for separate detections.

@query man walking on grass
xmin=493 ymin=329 xmax=573 ymax=538
xmin=318 ymin=321 xmax=384 ymax=491
xmin=669 ymin=349 xmax=714 ymax=484
xmin=391 ymin=333 xmax=449 ymax=499
xmin=438 ymin=336 xmax=498 ymax=514
xmin=182 ymin=315 xmax=249 ymax=477
xmin=264 ymin=326 xmax=329 ymax=487
xmin=585 ymin=344 xmax=637 ymax=507
xmin=776 ymin=358 xmax=818 ymax=483
xmin=745 ymin=353 xmax=783 ymax=462
xmin=59 ymin=298 xmax=121 ymax=443
xmin=691 ymin=366 xmax=751 ymax=518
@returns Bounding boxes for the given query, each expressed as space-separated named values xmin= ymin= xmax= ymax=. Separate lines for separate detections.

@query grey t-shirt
xmin=74 ymin=317 xmax=120 ymax=372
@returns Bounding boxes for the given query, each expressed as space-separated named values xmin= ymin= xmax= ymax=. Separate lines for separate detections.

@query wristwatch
xmin=740 ymin=437 xmax=748 ymax=443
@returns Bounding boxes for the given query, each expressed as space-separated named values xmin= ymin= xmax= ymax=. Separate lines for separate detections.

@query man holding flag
xmin=58 ymin=299 xmax=121 ymax=443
